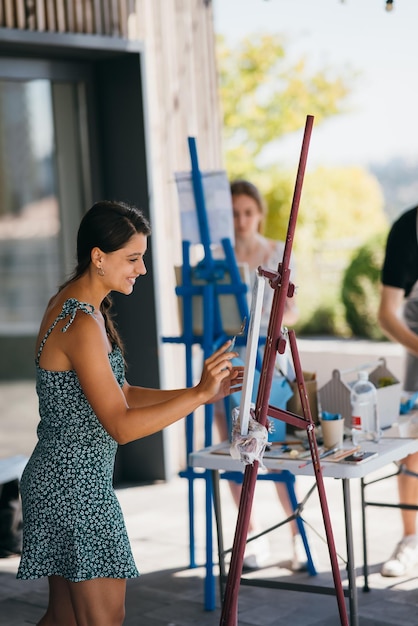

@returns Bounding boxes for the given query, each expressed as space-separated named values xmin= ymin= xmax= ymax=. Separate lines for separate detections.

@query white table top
xmin=190 ymin=436 xmax=418 ymax=479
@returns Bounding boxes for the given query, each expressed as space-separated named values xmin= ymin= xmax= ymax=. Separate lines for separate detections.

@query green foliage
xmin=260 ymin=166 xmax=388 ymax=334
xmin=217 ymin=33 xmax=355 ymax=177
xmin=217 ymin=32 xmax=389 ymax=337
xmin=296 ymin=298 xmax=350 ymax=338
xmin=262 ymin=165 xmax=387 ymax=245
xmin=341 ymin=234 xmax=387 ymax=340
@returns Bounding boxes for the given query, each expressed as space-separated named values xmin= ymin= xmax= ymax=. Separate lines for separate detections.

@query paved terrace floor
xmin=2 ymin=469 xmax=418 ymax=626
xmin=1 ymin=338 xmax=418 ymax=625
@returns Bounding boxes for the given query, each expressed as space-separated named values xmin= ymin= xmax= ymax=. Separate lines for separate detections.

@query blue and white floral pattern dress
xmin=17 ymin=298 xmax=140 ymax=582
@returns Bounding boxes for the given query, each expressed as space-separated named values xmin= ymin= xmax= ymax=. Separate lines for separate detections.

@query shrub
xmin=341 ymin=234 xmax=387 ymax=340
xmin=296 ymin=298 xmax=350 ymax=337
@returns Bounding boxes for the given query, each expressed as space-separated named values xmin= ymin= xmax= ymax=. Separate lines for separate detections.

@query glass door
xmin=0 ymin=79 xmax=62 ymax=335
xmin=0 ymin=59 xmax=94 ymax=457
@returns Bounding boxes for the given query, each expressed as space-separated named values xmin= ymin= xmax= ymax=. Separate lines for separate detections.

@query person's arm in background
xmin=378 ymin=207 xmax=418 ymax=358
xmin=378 ymin=285 xmax=418 ymax=357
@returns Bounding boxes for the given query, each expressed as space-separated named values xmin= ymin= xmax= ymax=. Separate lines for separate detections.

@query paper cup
xmin=321 ymin=417 xmax=344 ymax=450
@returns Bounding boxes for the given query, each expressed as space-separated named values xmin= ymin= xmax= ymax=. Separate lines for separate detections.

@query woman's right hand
xmin=196 ymin=341 xmax=241 ymax=402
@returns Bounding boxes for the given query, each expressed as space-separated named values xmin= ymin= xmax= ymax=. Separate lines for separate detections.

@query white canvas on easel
xmin=174 ymin=170 xmax=235 ymax=246
xmin=239 ymin=272 xmax=265 ymax=436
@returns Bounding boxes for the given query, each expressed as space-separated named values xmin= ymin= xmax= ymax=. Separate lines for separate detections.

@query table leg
xmin=360 ymin=478 xmax=370 ymax=592
xmin=342 ymin=479 xmax=359 ymax=626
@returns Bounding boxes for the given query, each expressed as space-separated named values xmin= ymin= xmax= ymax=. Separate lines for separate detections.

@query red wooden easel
xmin=220 ymin=115 xmax=349 ymax=626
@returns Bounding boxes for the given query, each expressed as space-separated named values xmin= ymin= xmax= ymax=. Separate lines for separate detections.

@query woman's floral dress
xmin=17 ymin=299 xmax=139 ymax=582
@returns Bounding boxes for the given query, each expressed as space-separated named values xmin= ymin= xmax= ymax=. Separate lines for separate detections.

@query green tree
xmin=249 ymin=165 xmax=388 ymax=332
xmin=217 ymin=33 xmax=390 ymax=336
xmin=341 ymin=234 xmax=387 ymax=340
xmin=217 ymin=33 xmax=354 ymax=178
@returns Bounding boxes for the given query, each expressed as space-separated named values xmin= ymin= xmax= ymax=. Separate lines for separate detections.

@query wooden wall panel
xmin=128 ymin=0 xmax=222 ymax=369
xmin=45 ymin=0 xmax=57 ymax=31
xmin=0 ymin=0 xmax=223 ymax=397
xmin=16 ymin=0 xmax=26 ymax=28
xmin=55 ymin=0 xmax=66 ymax=31
xmin=92 ymin=0 xmax=103 ymax=33
xmin=4 ymin=0 xmax=15 ymax=28
xmin=35 ymin=0 xmax=46 ymax=31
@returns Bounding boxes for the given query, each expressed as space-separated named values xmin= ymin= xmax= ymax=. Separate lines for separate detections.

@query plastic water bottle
xmin=350 ymin=370 xmax=380 ymax=445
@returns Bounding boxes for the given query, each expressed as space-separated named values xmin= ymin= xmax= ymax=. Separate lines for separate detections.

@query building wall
xmin=0 ymin=0 xmax=223 ymax=473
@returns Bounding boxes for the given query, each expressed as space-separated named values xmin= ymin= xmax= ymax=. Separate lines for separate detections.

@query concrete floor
xmin=1 ymin=467 xmax=418 ymax=625
xmin=1 ymin=337 xmax=417 ymax=625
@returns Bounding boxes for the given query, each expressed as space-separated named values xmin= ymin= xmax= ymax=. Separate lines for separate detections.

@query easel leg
xmin=310 ymin=444 xmax=349 ymax=626
xmin=220 ymin=462 xmax=259 ymax=626
xmin=292 ymin=332 xmax=349 ymax=626
xmin=219 ymin=115 xmax=348 ymax=624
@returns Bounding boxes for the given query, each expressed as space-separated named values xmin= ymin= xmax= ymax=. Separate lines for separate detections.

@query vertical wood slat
xmin=109 ymin=0 xmax=120 ymax=35
xmin=118 ymin=0 xmax=127 ymax=38
xmin=127 ymin=0 xmax=136 ymax=39
xmin=25 ymin=0 xmax=37 ymax=29
xmin=4 ymin=0 xmax=15 ymax=28
xmin=84 ymin=0 xmax=94 ymax=33
xmin=35 ymin=0 xmax=46 ymax=31
xmin=55 ymin=0 xmax=66 ymax=31
xmin=74 ymin=0 xmax=83 ymax=32
xmin=92 ymin=0 xmax=102 ymax=34
xmin=3 ymin=0 xmax=130 ymax=38
xmin=45 ymin=0 xmax=56 ymax=31
xmin=102 ymin=0 xmax=111 ymax=35
xmin=64 ymin=0 xmax=75 ymax=31
xmin=16 ymin=0 xmax=26 ymax=28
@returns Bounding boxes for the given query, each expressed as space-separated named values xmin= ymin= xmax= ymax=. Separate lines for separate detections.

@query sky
xmin=212 ymin=0 xmax=418 ymax=169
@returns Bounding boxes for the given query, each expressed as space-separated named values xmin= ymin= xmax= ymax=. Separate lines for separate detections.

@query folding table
xmin=190 ymin=436 xmax=418 ymax=626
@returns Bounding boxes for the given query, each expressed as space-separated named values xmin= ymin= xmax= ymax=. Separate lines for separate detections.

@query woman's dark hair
xmin=230 ymin=179 xmax=267 ymax=232
xmin=60 ymin=200 xmax=151 ymax=351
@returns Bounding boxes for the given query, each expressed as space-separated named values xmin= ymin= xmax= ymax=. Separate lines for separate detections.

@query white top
xmin=189 ymin=436 xmax=418 ymax=480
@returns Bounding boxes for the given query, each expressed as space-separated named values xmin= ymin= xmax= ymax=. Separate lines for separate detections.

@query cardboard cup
xmin=321 ymin=418 xmax=344 ymax=450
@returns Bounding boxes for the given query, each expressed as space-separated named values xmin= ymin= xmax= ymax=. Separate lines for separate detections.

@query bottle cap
xmin=358 ymin=370 xmax=368 ymax=380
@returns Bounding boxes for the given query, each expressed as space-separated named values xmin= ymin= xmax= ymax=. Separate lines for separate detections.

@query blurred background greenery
xmin=217 ymin=33 xmax=393 ymax=340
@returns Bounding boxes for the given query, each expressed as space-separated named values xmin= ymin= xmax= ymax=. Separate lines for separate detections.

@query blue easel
xmin=163 ymin=138 xmax=250 ymax=608
xmin=163 ymin=137 xmax=315 ymax=610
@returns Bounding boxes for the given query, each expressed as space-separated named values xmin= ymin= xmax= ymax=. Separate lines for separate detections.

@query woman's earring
xmin=97 ymin=267 xmax=105 ymax=277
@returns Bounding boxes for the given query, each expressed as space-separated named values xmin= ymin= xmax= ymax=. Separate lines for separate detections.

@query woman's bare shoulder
xmin=37 ymin=290 xmax=99 ymax=348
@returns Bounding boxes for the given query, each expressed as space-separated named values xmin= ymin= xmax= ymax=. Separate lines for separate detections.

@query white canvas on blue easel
xmin=239 ymin=272 xmax=265 ymax=436
xmin=174 ymin=170 xmax=235 ymax=246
